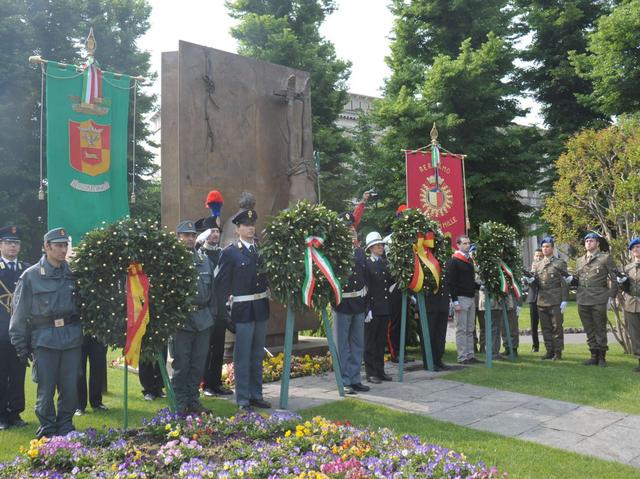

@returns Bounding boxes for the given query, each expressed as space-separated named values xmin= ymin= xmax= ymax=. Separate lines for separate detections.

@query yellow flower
xmin=27 ymin=449 xmax=38 ymax=459
xmin=295 ymin=430 xmax=304 ymax=437
xmin=165 ymin=424 xmax=172 ymax=430
xmin=285 ymin=430 xmax=291 ymax=437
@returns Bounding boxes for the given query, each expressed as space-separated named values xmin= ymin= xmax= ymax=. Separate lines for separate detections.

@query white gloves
xmin=617 ymin=276 xmax=629 ymax=284
xmin=524 ymin=276 xmax=536 ymax=284
xmin=564 ymin=275 xmax=574 ymax=285
xmin=516 ymin=306 xmax=521 ymax=316
xmin=560 ymin=301 xmax=567 ymax=314
xmin=607 ymin=297 xmax=615 ymax=310
xmin=365 ymin=311 xmax=372 ymax=323
xmin=389 ymin=282 xmax=397 ymax=293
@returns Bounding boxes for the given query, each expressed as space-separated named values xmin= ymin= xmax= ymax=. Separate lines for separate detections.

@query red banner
xmin=405 ymin=150 xmax=466 ymax=247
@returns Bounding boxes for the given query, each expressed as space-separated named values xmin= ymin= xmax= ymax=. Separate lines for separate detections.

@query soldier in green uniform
xmin=529 ymin=237 xmax=568 ymax=360
xmin=618 ymin=238 xmax=640 ymax=372
xmin=170 ymin=220 xmax=216 ymax=415
xmin=570 ymin=232 xmax=617 ymax=367
xmin=9 ymin=228 xmax=82 ymax=437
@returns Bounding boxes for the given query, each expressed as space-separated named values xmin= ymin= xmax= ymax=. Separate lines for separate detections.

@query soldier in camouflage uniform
xmin=618 ymin=238 xmax=640 ymax=372
xmin=9 ymin=228 xmax=82 ymax=438
xmin=530 ymin=237 xmax=568 ymax=361
xmin=570 ymin=232 xmax=617 ymax=367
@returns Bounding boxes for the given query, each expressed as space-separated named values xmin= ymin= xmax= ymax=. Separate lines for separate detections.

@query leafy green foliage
xmin=261 ymin=201 xmax=352 ymax=311
xmin=227 ymin=0 xmax=353 ymax=212
xmin=72 ymin=218 xmax=197 ymax=362
xmin=542 ymin=115 xmax=640 ymax=266
xmin=475 ymin=221 xmax=522 ymax=298
xmin=387 ymin=209 xmax=451 ymax=292
xmin=571 ymin=0 xmax=640 ymax=116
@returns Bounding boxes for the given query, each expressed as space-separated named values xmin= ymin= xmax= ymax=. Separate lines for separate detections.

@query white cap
xmin=365 ymin=231 xmax=385 ymax=250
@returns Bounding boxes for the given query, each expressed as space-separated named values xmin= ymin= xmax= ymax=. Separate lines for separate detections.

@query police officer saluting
xmin=570 ymin=231 xmax=617 ymax=367
xmin=171 ymin=221 xmax=216 ymax=415
xmin=618 ymin=238 xmax=640 ymax=372
xmin=215 ymin=208 xmax=271 ymax=410
xmin=0 ymin=226 xmax=29 ymax=430
xmin=9 ymin=227 xmax=82 ymax=438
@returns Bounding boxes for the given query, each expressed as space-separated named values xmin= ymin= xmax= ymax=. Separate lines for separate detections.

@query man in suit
xmin=571 ymin=232 xmax=617 ymax=367
xmin=618 ymin=238 xmax=640 ymax=372
xmin=0 ymin=226 xmax=29 ymax=430
xmin=332 ymin=212 xmax=370 ymax=395
xmin=529 ymin=237 xmax=568 ymax=361
xmin=215 ymin=208 xmax=270 ymax=410
xmin=363 ymin=231 xmax=393 ymax=384
xmin=424 ymin=264 xmax=451 ymax=371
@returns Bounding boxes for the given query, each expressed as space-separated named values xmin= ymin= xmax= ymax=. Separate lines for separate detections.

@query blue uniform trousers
xmin=170 ymin=328 xmax=211 ymax=411
xmin=233 ymin=320 xmax=266 ymax=406
xmin=332 ymin=310 xmax=364 ymax=386
xmin=33 ymin=346 xmax=81 ymax=437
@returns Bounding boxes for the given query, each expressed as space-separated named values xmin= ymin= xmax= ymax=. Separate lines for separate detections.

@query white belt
xmin=233 ymin=291 xmax=268 ymax=303
xmin=342 ymin=287 xmax=367 ymax=299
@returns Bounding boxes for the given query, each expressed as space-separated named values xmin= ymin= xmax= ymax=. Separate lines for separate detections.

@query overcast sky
xmin=137 ymin=0 xmax=540 ymax=125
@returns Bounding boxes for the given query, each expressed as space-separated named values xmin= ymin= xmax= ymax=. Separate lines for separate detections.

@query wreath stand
xmin=482 ymin=292 xmax=515 ymax=368
xmin=279 ymin=297 xmax=344 ymax=410
xmin=398 ymin=291 xmax=434 ymax=381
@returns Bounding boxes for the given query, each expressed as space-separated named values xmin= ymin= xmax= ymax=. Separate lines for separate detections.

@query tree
xmin=227 ymin=0 xmax=353 ymax=213
xmin=0 ymin=0 xmax=157 ymax=259
xmin=543 ymin=115 xmax=640 ymax=351
xmin=375 ymin=6 xmax=545 ymax=232
xmin=516 ymin=0 xmax=610 ymax=171
xmin=572 ymin=0 xmax=640 ymax=116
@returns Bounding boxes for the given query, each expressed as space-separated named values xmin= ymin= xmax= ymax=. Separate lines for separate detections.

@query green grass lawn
xmin=304 ymin=400 xmax=640 ymax=479
xmin=442 ymin=342 xmax=640 ymax=415
xmin=519 ymin=301 xmax=582 ymax=330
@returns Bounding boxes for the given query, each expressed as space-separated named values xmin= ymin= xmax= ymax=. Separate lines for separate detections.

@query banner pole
xmin=461 ymin=155 xmax=470 ymax=233
xmin=123 ymin=359 xmax=128 ymax=430
xmin=416 ymin=293 xmax=434 ymax=371
xmin=279 ymin=300 xmax=295 ymax=409
xmin=321 ymin=309 xmax=344 ymax=396
xmin=156 ymin=353 xmax=177 ymax=412
xmin=398 ymin=291 xmax=408 ymax=382
xmin=485 ymin=293 xmax=493 ymax=368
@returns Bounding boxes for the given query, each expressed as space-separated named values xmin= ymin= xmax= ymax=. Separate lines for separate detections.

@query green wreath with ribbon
xmin=72 ymin=218 xmax=198 ymax=363
xmin=387 ymin=208 xmax=450 ymax=292
xmin=261 ymin=201 xmax=353 ymax=311
xmin=475 ymin=221 xmax=523 ymax=300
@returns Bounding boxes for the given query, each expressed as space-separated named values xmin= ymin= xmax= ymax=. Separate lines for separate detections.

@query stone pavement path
xmin=220 ymin=361 xmax=640 ymax=468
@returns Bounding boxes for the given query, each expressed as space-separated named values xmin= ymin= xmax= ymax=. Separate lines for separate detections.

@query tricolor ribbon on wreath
xmin=408 ymin=232 xmax=442 ymax=293
xmin=302 ymin=236 xmax=342 ymax=307
xmin=499 ymin=260 xmax=522 ymax=300
xmin=124 ymin=262 xmax=150 ymax=368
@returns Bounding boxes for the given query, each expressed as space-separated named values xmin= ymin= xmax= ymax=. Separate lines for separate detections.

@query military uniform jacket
xmin=215 ymin=241 xmax=269 ymax=323
xmin=183 ymin=250 xmax=216 ymax=332
xmin=365 ymin=255 xmax=392 ymax=316
xmin=200 ymin=245 xmax=222 ymax=269
xmin=575 ymin=252 xmax=617 ymax=305
xmin=621 ymin=261 xmax=640 ymax=313
xmin=532 ymin=256 xmax=568 ymax=307
xmin=0 ymin=258 xmax=29 ymax=342
xmin=9 ymin=256 xmax=82 ymax=357
xmin=334 ymin=247 xmax=368 ymax=315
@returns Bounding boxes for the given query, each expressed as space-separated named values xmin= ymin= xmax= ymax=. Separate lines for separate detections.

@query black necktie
xmin=249 ymin=245 xmax=256 ymax=255
xmin=8 ymin=262 xmax=15 ymax=271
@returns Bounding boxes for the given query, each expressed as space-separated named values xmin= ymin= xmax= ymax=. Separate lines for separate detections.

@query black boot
xmin=552 ymin=351 xmax=562 ymax=361
xmin=541 ymin=350 xmax=554 ymax=360
xmin=598 ymin=350 xmax=607 ymax=368
xmin=583 ymin=349 xmax=599 ymax=366
xmin=634 ymin=359 xmax=640 ymax=373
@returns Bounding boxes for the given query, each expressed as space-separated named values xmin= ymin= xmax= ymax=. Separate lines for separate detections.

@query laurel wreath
xmin=475 ymin=221 xmax=522 ymax=299
xmin=71 ymin=218 xmax=198 ymax=363
xmin=260 ymin=201 xmax=353 ymax=311
xmin=387 ymin=208 xmax=451 ymax=292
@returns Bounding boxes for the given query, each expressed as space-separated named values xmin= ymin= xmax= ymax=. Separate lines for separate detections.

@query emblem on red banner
xmin=69 ymin=119 xmax=111 ymax=177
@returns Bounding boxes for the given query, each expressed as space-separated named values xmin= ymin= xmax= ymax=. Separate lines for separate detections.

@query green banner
xmin=45 ymin=61 xmax=130 ymax=241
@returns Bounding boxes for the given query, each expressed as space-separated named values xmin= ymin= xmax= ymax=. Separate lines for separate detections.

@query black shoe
xmin=390 ymin=356 xmax=399 ymax=364
xmin=493 ymin=354 xmax=506 ymax=361
xmin=211 ymin=386 xmax=233 ymax=396
xmin=434 ymin=362 xmax=450 ymax=371
xmin=468 ymin=357 xmax=481 ymax=364
xmin=379 ymin=373 xmax=393 ymax=381
xmin=9 ymin=416 xmax=27 ymax=428
xmin=249 ymin=398 xmax=271 ymax=409
xmin=351 ymin=383 xmax=370 ymax=392
xmin=190 ymin=403 xmax=212 ymax=415
xmin=598 ymin=351 xmax=607 ymax=368
xmin=0 ymin=419 xmax=9 ymax=430
xmin=552 ymin=351 xmax=562 ymax=361
xmin=531 ymin=345 xmax=539 ymax=353
xmin=155 ymin=390 xmax=167 ymax=398
xmin=238 ymin=404 xmax=252 ymax=411
xmin=541 ymin=351 xmax=554 ymax=360
xmin=344 ymin=386 xmax=357 ymax=395
xmin=92 ymin=403 xmax=109 ymax=411
xmin=367 ymin=376 xmax=382 ymax=384
xmin=584 ymin=350 xmax=599 ymax=366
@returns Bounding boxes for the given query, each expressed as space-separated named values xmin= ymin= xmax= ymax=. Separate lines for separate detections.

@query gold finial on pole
xmin=430 ymin=122 xmax=439 ymax=145
xmin=85 ymin=28 xmax=96 ymax=58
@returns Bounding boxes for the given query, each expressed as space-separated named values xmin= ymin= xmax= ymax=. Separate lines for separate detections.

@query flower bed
xmin=223 ymin=353 xmax=333 ymax=387
xmin=0 ymin=410 xmax=505 ymax=478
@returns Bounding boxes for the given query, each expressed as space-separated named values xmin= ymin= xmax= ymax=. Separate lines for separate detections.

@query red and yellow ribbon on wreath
xmin=124 ymin=262 xmax=150 ymax=368
xmin=499 ymin=259 xmax=522 ymax=300
xmin=302 ymin=236 xmax=342 ymax=308
xmin=408 ymin=232 xmax=442 ymax=293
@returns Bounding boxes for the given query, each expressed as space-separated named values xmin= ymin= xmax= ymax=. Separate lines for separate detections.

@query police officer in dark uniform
xmin=10 ymin=227 xmax=82 ymax=438
xmin=0 ymin=226 xmax=29 ymax=430
xmin=170 ymin=220 xmax=216 ymax=415
xmin=363 ymin=231 xmax=393 ymax=384
xmin=424 ymin=268 xmax=451 ymax=371
xmin=215 ymin=208 xmax=271 ymax=410
xmin=199 ymin=226 xmax=233 ymax=397
xmin=332 ymin=212 xmax=370 ymax=395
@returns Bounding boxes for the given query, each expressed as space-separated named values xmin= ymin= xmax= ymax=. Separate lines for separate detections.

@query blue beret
xmin=540 ymin=236 xmax=554 ymax=246
xmin=583 ymin=231 xmax=601 ymax=241
xmin=629 ymin=238 xmax=640 ymax=251
xmin=0 ymin=225 xmax=20 ymax=241
xmin=176 ymin=220 xmax=196 ymax=234
xmin=44 ymin=227 xmax=70 ymax=243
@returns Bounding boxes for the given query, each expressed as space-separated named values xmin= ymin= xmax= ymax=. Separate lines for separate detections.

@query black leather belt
xmin=31 ymin=317 xmax=77 ymax=329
